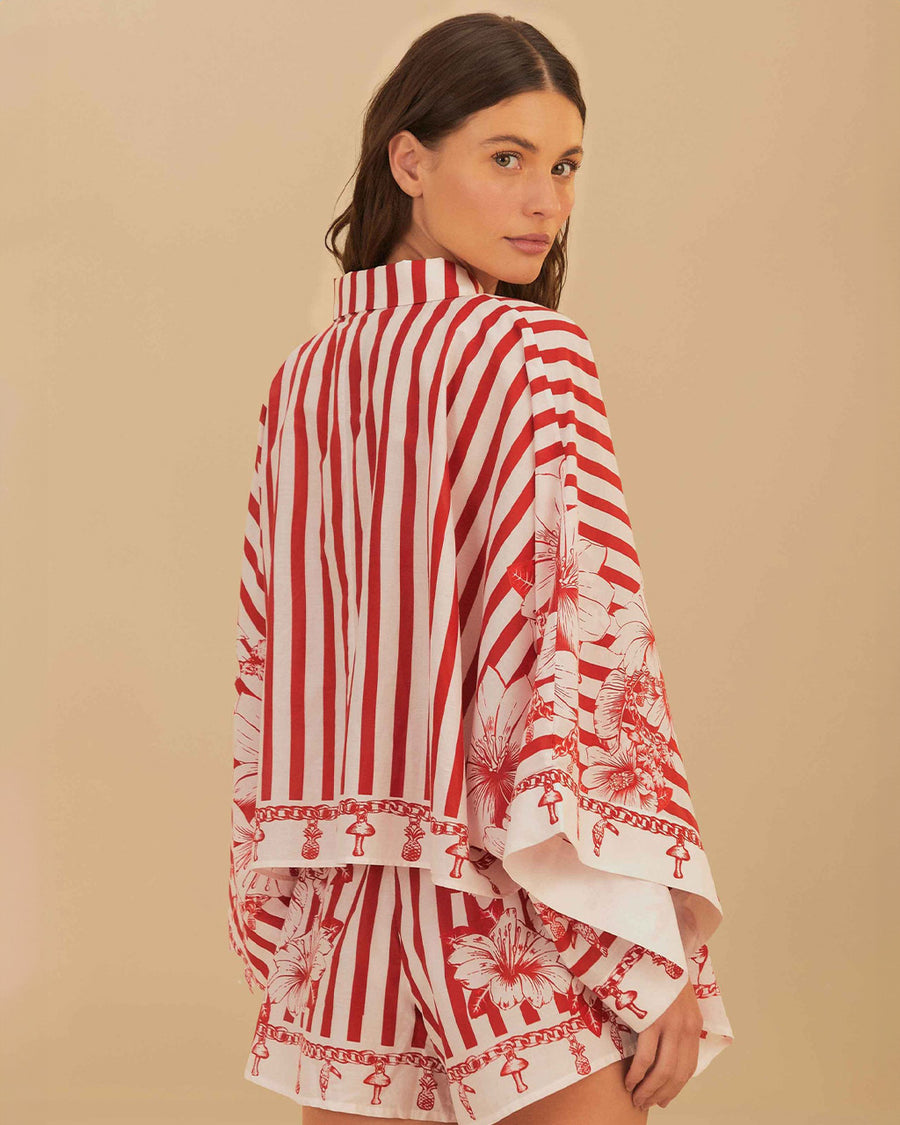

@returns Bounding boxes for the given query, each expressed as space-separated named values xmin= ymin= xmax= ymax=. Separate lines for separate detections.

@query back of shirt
xmin=228 ymin=256 xmax=733 ymax=1074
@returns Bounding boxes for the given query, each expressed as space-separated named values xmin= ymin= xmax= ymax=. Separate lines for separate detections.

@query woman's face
xmin=387 ymin=89 xmax=584 ymax=294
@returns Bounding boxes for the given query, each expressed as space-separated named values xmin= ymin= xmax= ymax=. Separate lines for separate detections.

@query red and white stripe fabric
xmin=229 ymin=256 xmax=734 ymax=1071
xmin=244 ymin=863 xmax=651 ymax=1122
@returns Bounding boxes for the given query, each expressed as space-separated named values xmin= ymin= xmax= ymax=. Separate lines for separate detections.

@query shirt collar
xmin=332 ymin=256 xmax=485 ymax=320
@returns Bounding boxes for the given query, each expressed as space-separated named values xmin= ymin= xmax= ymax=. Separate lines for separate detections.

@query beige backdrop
xmin=2 ymin=1 xmax=897 ymax=1122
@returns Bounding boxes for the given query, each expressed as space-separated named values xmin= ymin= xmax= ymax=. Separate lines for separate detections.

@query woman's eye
xmin=492 ymin=151 xmax=581 ymax=177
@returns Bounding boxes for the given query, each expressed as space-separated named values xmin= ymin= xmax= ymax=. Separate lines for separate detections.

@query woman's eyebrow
xmin=480 ymin=133 xmax=584 ymax=158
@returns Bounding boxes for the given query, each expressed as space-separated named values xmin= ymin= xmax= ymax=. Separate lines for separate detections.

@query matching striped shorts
xmin=243 ymin=863 xmax=640 ymax=1124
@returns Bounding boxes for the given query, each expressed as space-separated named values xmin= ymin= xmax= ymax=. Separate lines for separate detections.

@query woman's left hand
xmin=623 ymin=979 xmax=703 ymax=1111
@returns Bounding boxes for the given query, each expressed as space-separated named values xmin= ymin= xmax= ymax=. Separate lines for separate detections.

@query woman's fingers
xmin=638 ymin=1020 xmax=701 ymax=1109
xmin=627 ymin=980 xmax=704 ymax=1111
xmin=630 ymin=1023 xmax=679 ymax=1110
xmin=623 ymin=1027 xmax=659 ymax=1096
xmin=657 ymin=1028 xmax=700 ymax=1107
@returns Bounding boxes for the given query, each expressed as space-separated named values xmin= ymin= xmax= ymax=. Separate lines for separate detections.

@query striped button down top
xmin=228 ymin=256 xmax=733 ymax=1061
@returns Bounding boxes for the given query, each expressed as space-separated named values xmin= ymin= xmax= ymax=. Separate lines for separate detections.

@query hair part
xmin=324 ymin=12 xmax=586 ymax=310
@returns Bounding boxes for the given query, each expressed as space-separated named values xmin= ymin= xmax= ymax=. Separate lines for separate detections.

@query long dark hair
xmin=324 ymin=13 xmax=586 ymax=310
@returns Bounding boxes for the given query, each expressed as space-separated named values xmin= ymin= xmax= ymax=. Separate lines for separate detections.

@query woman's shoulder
xmin=473 ymin=291 xmax=585 ymax=327
xmin=451 ymin=291 xmax=592 ymax=355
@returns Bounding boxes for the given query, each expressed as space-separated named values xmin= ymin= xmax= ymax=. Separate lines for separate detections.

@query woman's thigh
xmin=301 ymin=1111 xmax=453 ymax=1125
xmin=497 ymin=1055 xmax=648 ymax=1125
xmin=300 ymin=1056 xmax=647 ymax=1125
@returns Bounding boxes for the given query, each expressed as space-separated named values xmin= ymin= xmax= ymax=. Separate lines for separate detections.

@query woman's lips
xmin=505 ymin=237 xmax=550 ymax=254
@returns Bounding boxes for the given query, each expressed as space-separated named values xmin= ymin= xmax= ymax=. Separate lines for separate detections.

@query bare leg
xmin=496 ymin=1056 xmax=648 ymax=1124
xmin=300 ymin=1055 xmax=647 ymax=1125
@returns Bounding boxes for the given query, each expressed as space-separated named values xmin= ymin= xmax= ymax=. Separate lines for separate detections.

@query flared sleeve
xmin=473 ymin=310 xmax=733 ymax=1072
xmin=227 ymin=399 xmax=297 ymax=993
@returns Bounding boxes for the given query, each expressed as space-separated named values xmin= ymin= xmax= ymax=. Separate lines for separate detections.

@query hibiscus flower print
xmin=533 ymin=461 xmax=615 ymax=655
xmin=266 ymin=912 xmax=339 ymax=1018
xmin=230 ymin=804 xmax=258 ymax=885
xmin=580 ymin=738 xmax=660 ymax=810
xmin=583 ymin=664 xmax=678 ymax=812
xmin=593 ymin=664 xmax=669 ymax=746
xmin=446 ymin=906 xmax=573 ymax=1013
xmin=532 ymin=464 xmax=565 ymax=620
xmin=468 ymin=666 xmax=528 ymax=831
xmin=605 ymin=593 xmax=674 ymax=739
xmin=236 ymin=632 xmax=266 ymax=688
xmin=608 ymin=593 xmax=659 ymax=675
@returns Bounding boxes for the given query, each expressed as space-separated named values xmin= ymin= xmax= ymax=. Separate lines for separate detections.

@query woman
xmin=229 ymin=13 xmax=734 ymax=1125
